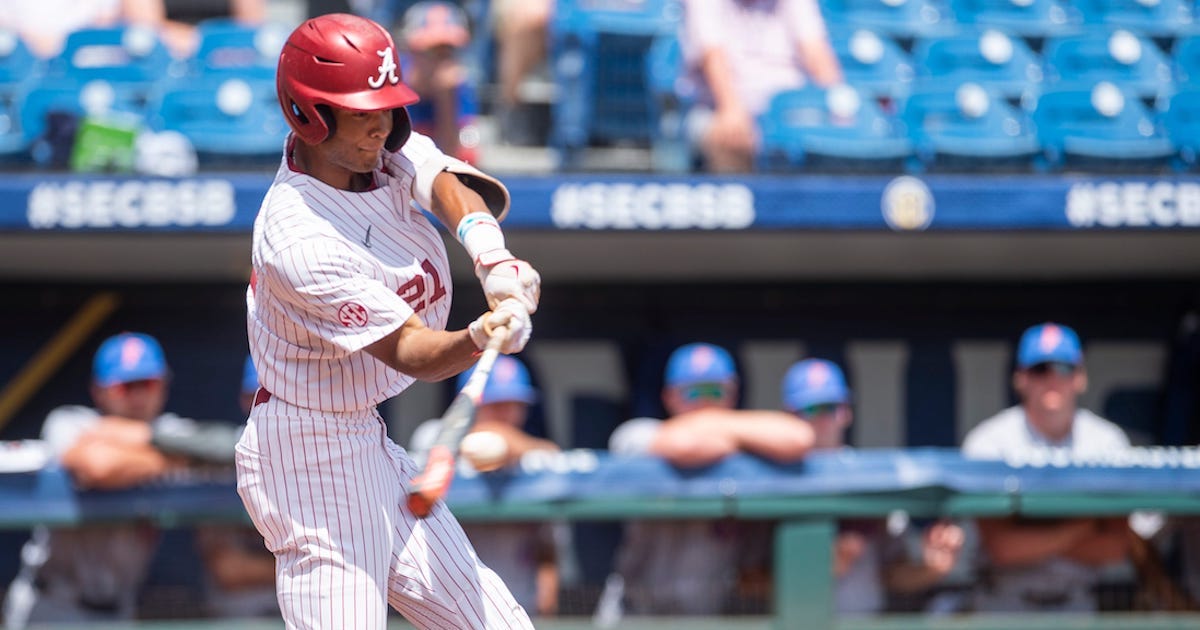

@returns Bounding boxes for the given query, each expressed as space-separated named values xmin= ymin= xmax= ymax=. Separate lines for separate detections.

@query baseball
xmin=461 ymin=431 xmax=509 ymax=472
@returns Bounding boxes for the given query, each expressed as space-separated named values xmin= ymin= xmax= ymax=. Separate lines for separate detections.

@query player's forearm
xmin=367 ymin=317 xmax=480 ymax=382
xmin=650 ymin=417 xmax=738 ymax=467
xmin=429 ymin=171 xmax=490 ymax=232
xmin=1064 ymin=525 xmax=1132 ymax=566
xmin=729 ymin=412 xmax=815 ymax=463
xmin=62 ymin=439 xmax=173 ymax=489
xmin=536 ymin=563 xmax=559 ymax=616
xmin=884 ymin=563 xmax=946 ymax=594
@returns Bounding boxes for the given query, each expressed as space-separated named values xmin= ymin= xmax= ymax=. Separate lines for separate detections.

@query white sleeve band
xmin=456 ymin=212 xmax=512 ymax=265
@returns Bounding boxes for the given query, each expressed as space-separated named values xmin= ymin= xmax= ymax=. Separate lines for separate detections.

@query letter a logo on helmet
xmin=368 ymin=47 xmax=400 ymax=88
xmin=277 ymin=14 xmax=418 ymax=148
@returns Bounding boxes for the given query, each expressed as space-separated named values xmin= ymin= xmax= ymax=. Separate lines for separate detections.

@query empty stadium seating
xmin=1033 ymin=81 xmax=1175 ymax=170
xmin=902 ymin=82 xmax=1041 ymax=171
xmin=758 ymin=84 xmax=913 ymax=171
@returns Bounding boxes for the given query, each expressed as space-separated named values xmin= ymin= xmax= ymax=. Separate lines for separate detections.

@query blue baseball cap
xmin=241 ymin=355 xmax=259 ymax=395
xmin=782 ymin=359 xmax=850 ymax=411
xmin=93 ymin=333 xmax=168 ymax=387
xmin=458 ymin=355 xmax=536 ymax=405
xmin=1017 ymin=323 xmax=1083 ymax=368
xmin=664 ymin=343 xmax=737 ymax=387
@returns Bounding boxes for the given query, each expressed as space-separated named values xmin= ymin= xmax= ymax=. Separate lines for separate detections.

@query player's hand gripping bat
xmin=405 ymin=324 xmax=509 ymax=518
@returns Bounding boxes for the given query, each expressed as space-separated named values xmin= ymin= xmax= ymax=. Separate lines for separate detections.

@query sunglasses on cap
xmin=795 ymin=403 xmax=841 ymax=419
xmin=1025 ymin=362 xmax=1078 ymax=377
xmin=679 ymin=383 xmax=730 ymax=401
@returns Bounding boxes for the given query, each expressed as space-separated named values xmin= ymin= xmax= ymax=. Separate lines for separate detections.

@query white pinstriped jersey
xmin=248 ymin=131 xmax=454 ymax=412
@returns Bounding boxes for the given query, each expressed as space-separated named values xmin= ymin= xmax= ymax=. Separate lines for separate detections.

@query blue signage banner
xmin=2 ymin=173 xmax=1200 ymax=233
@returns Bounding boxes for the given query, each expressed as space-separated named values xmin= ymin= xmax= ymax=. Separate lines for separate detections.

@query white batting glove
xmin=477 ymin=256 xmax=541 ymax=314
xmin=468 ymin=298 xmax=532 ymax=354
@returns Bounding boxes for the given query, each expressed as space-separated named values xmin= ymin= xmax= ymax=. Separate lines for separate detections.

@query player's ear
xmin=1073 ymin=366 xmax=1088 ymax=394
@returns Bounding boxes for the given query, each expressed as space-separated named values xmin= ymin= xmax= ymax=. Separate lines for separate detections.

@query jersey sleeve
xmin=261 ymin=239 xmax=416 ymax=353
xmin=783 ymin=0 xmax=831 ymax=41
xmin=40 ymin=405 xmax=100 ymax=457
xmin=961 ymin=421 xmax=1003 ymax=460
xmin=681 ymin=0 xmax=723 ymax=67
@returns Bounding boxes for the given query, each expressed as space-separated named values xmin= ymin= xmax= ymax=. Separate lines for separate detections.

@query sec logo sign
xmin=338 ymin=303 xmax=370 ymax=327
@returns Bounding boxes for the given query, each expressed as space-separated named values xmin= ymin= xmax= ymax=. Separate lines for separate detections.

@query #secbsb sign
xmin=550 ymin=182 xmax=755 ymax=229
xmin=1065 ymin=181 xmax=1200 ymax=228
xmin=26 ymin=179 xmax=237 ymax=229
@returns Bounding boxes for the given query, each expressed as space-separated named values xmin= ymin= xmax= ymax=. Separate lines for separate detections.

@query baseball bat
xmin=405 ymin=324 xmax=509 ymax=518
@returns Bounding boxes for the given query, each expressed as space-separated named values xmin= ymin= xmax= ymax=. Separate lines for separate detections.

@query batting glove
xmin=468 ymin=298 xmax=532 ymax=354
xmin=477 ymin=256 xmax=541 ymax=314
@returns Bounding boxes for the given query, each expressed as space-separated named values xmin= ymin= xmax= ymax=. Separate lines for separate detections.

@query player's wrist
xmin=456 ymin=212 xmax=512 ymax=268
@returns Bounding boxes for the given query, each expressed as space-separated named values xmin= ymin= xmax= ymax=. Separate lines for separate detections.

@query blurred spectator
xmin=410 ymin=355 xmax=560 ymax=616
xmin=782 ymin=358 xmax=964 ymax=615
xmin=399 ymin=1 xmax=480 ymax=163
xmin=492 ymin=0 xmax=551 ymax=144
xmin=962 ymin=323 xmax=1134 ymax=612
xmin=599 ymin=343 xmax=814 ymax=617
xmin=1 ymin=0 xmax=123 ymax=58
xmin=123 ymin=0 xmax=267 ymax=58
xmin=193 ymin=355 xmax=277 ymax=618
xmin=1 ymin=333 xmax=241 ymax=626
xmin=681 ymin=0 xmax=842 ymax=172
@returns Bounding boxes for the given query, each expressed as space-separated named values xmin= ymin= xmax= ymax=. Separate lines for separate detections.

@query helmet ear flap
xmin=385 ymin=108 xmax=412 ymax=151
xmin=316 ymin=105 xmax=336 ymax=140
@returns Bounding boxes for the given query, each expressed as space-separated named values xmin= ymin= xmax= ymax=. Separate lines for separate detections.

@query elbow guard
xmin=443 ymin=157 xmax=510 ymax=222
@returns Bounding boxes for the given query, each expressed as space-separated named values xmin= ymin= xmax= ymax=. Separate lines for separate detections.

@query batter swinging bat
xmin=406 ymin=324 xmax=509 ymax=518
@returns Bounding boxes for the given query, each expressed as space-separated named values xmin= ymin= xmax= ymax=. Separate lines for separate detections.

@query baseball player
xmin=600 ymin=343 xmax=815 ymax=617
xmin=962 ymin=323 xmax=1133 ymax=612
xmin=237 ymin=13 xmax=539 ymax=630
xmin=3 ymin=332 xmax=241 ymax=627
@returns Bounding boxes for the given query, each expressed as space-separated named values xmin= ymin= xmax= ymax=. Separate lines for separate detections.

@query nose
xmin=370 ymin=110 xmax=392 ymax=139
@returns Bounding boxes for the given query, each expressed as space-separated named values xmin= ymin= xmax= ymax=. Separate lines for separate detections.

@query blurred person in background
xmin=410 ymin=355 xmax=560 ymax=616
xmin=399 ymin=1 xmax=481 ymax=163
xmin=598 ymin=343 xmax=814 ymax=618
xmin=962 ymin=322 xmax=1134 ymax=612
xmin=1 ymin=0 xmax=124 ymax=58
xmin=123 ymin=0 xmax=267 ymax=58
xmin=193 ymin=355 xmax=278 ymax=619
xmin=782 ymin=358 xmax=964 ymax=615
xmin=492 ymin=0 xmax=552 ymax=144
xmin=1 ymin=333 xmax=241 ymax=627
xmin=681 ymin=0 xmax=842 ymax=173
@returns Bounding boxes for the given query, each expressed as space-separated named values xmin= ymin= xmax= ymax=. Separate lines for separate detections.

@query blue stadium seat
xmin=1033 ymin=81 xmax=1175 ymax=169
xmin=902 ymin=82 xmax=1040 ymax=170
xmin=819 ymin=0 xmax=955 ymax=39
xmin=1173 ymin=35 xmax=1200 ymax=83
xmin=829 ymin=27 xmax=915 ymax=99
xmin=758 ymin=84 xmax=913 ymax=170
xmin=912 ymin=29 xmax=1043 ymax=101
xmin=0 ymin=31 xmax=42 ymax=158
xmin=551 ymin=0 xmax=683 ymax=167
xmin=948 ymin=0 xmax=1080 ymax=38
xmin=1043 ymin=30 xmax=1174 ymax=99
xmin=148 ymin=75 xmax=287 ymax=157
xmin=189 ymin=19 xmax=287 ymax=79
xmin=644 ymin=34 xmax=696 ymax=171
xmin=1162 ymin=88 xmax=1200 ymax=168
xmin=19 ymin=77 xmax=145 ymax=147
xmin=1073 ymin=0 xmax=1195 ymax=38
xmin=49 ymin=25 xmax=176 ymax=86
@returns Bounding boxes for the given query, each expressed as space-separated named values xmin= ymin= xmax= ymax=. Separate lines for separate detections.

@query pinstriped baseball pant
xmin=235 ymin=397 xmax=533 ymax=629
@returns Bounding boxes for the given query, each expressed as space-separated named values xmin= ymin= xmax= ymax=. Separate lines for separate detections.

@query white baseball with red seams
xmin=237 ymin=131 xmax=533 ymax=629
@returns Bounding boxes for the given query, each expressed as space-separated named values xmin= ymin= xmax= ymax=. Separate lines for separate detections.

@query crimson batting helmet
xmin=277 ymin=13 xmax=418 ymax=150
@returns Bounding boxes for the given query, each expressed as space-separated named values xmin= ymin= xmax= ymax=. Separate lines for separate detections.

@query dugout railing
xmin=4 ymin=448 xmax=1200 ymax=630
